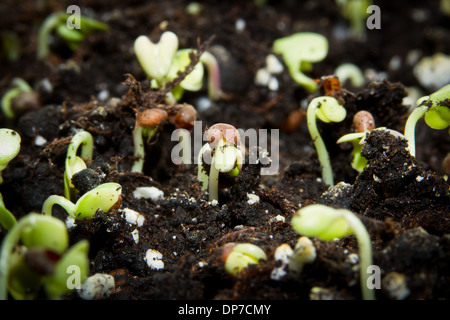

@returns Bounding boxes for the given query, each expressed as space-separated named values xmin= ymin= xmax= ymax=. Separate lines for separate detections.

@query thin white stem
xmin=165 ymin=91 xmax=178 ymax=105
xmin=37 ymin=13 xmax=66 ymax=60
xmin=208 ymin=138 xmax=228 ymax=201
xmin=200 ymin=52 xmax=222 ymax=100
xmin=42 ymin=195 xmax=76 ymax=218
xmin=67 ymin=131 xmax=93 ymax=167
xmin=131 ymin=126 xmax=145 ymax=173
xmin=404 ymin=105 xmax=428 ymax=157
xmin=208 ymin=156 xmax=219 ymax=201
xmin=342 ymin=211 xmax=375 ymax=300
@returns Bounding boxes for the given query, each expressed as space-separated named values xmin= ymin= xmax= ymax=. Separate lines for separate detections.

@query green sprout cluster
xmin=0 ymin=213 xmax=89 ymax=300
xmin=134 ymin=31 xmax=221 ymax=105
xmin=37 ymin=11 xmax=108 ymax=60
xmin=273 ymin=32 xmax=328 ymax=92
xmin=292 ymin=204 xmax=375 ymax=300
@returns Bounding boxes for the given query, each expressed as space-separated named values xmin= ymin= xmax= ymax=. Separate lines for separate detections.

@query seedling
xmin=64 ymin=130 xmax=94 ymax=200
xmin=37 ymin=11 xmax=108 ymax=60
xmin=334 ymin=63 xmax=365 ymax=88
xmin=336 ymin=0 xmax=372 ymax=39
xmin=0 ymin=128 xmax=21 ymax=230
xmin=169 ymin=104 xmax=197 ymax=164
xmin=0 ymin=213 xmax=89 ymax=300
xmin=197 ymin=123 xmax=243 ymax=201
xmin=271 ymin=237 xmax=317 ymax=280
xmin=337 ymin=112 xmax=405 ymax=172
xmin=404 ymin=84 xmax=450 ymax=157
xmin=134 ymin=31 xmax=221 ymax=104
xmin=273 ymin=32 xmax=328 ymax=92
xmin=288 ymin=236 xmax=317 ymax=274
xmin=0 ymin=128 xmax=20 ymax=185
xmin=1 ymin=78 xmax=33 ymax=119
xmin=337 ymin=110 xmax=375 ymax=172
xmin=0 ymin=193 xmax=16 ymax=231
xmin=131 ymin=108 xmax=168 ymax=173
xmin=291 ymin=204 xmax=375 ymax=300
xmin=42 ymin=182 xmax=122 ymax=219
xmin=306 ymin=96 xmax=347 ymax=186
xmin=221 ymin=243 xmax=267 ymax=276
xmin=1 ymin=31 xmax=20 ymax=62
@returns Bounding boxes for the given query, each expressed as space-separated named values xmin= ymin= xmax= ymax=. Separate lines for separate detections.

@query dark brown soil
xmin=0 ymin=0 xmax=449 ymax=301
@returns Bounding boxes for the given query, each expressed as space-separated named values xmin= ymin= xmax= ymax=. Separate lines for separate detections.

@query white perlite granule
xmin=131 ymin=229 xmax=139 ymax=244
xmin=144 ymin=249 xmax=164 ymax=270
xmin=78 ymin=273 xmax=115 ymax=300
xmin=247 ymin=193 xmax=260 ymax=205
xmin=132 ymin=186 xmax=164 ymax=202
xmin=413 ymin=53 xmax=450 ymax=91
xmin=122 ymin=208 xmax=145 ymax=227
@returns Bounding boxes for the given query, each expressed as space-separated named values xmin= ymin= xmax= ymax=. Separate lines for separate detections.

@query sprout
xmin=306 ymin=97 xmax=347 ymax=186
xmin=1 ymin=31 xmax=20 ymax=62
xmin=292 ymin=204 xmax=375 ymax=300
xmin=338 ymin=111 xmax=405 ymax=172
xmin=271 ymin=237 xmax=317 ymax=280
xmin=134 ymin=32 xmax=178 ymax=87
xmin=336 ymin=0 xmax=372 ymax=39
xmin=0 ymin=213 xmax=89 ymax=300
xmin=64 ymin=130 xmax=94 ymax=200
xmin=1 ymin=78 xmax=33 ymax=119
xmin=404 ymin=84 xmax=450 ymax=157
xmin=0 ymin=193 xmax=17 ymax=231
xmin=0 ymin=127 xmax=20 ymax=232
xmin=197 ymin=123 xmax=243 ymax=201
xmin=337 ymin=111 xmax=376 ymax=172
xmin=288 ymin=236 xmax=317 ymax=274
xmin=0 ymin=128 xmax=21 ymax=185
xmin=37 ymin=12 xmax=108 ymax=60
xmin=334 ymin=63 xmax=365 ymax=88
xmin=220 ymin=243 xmax=267 ymax=276
xmin=42 ymin=182 xmax=122 ymax=219
xmin=272 ymin=32 xmax=328 ymax=92
xmin=134 ymin=31 xmax=221 ymax=104
xmin=131 ymin=108 xmax=168 ymax=173
xmin=169 ymin=104 xmax=198 ymax=165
